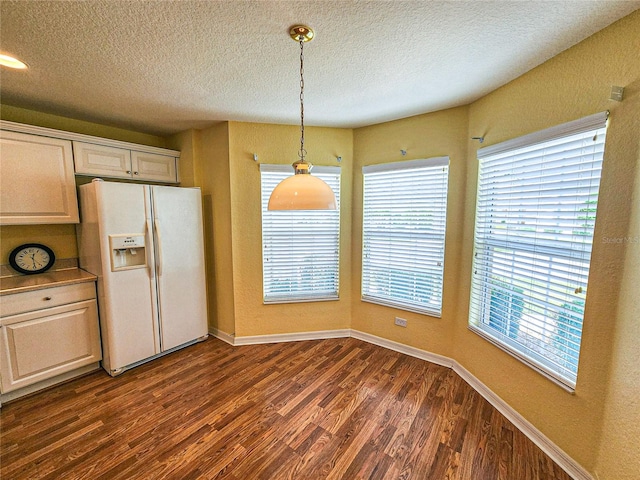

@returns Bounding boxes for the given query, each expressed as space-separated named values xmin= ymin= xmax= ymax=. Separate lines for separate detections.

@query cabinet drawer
xmin=0 ymin=282 xmax=96 ymax=319
xmin=0 ymin=300 xmax=102 ymax=393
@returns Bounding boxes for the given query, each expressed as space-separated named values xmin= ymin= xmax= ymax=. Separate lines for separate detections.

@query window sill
xmin=361 ymin=296 xmax=441 ymax=318
xmin=468 ymin=324 xmax=576 ymax=393
xmin=263 ymin=295 xmax=339 ymax=305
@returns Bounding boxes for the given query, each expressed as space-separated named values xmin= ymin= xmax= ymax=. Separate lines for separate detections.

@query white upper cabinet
xmin=0 ymin=121 xmax=181 ymax=198
xmin=0 ymin=130 xmax=79 ymax=225
xmin=74 ymin=142 xmax=178 ymax=183
xmin=131 ymin=151 xmax=177 ymax=183
xmin=73 ymin=142 xmax=132 ymax=179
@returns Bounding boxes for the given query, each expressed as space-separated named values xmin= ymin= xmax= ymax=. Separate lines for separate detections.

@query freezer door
xmin=151 ymin=186 xmax=208 ymax=350
xmin=93 ymin=181 xmax=160 ymax=371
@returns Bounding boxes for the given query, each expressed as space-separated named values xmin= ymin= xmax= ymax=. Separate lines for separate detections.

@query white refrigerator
xmin=76 ymin=179 xmax=208 ymax=376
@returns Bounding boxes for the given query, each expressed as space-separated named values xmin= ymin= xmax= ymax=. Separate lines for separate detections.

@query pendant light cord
xmin=299 ymin=37 xmax=306 ymax=162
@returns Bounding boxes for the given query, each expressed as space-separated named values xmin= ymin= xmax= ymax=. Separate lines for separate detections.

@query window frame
xmin=260 ymin=164 xmax=341 ymax=304
xmin=468 ymin=111 xmax=609 ymax=390
xmin=361 ymin=157 xmax=450 ymax=317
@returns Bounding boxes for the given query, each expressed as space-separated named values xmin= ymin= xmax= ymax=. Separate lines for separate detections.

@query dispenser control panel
xmin=111 ymin=235 xmax=145 ymax=249
xmin=109 ymin=234 xmax=147 ymax=271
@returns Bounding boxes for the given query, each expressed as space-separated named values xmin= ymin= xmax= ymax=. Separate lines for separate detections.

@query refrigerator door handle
xmin=146 ymin=218 xmax=155 ymax=278
xmin=154 ymin=218 xmax=163 ymax=277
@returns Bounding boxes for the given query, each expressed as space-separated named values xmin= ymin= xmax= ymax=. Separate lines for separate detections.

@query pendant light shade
xmin=267 ymin=25 xmax=337 ymax=211
xmin=268 ymin=162 xmax=337 ymax=210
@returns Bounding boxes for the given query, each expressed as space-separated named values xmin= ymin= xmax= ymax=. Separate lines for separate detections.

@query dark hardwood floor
xmin=0 ymin=337 xmax=572 ymax=479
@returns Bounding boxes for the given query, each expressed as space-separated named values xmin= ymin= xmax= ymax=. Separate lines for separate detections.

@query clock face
xmin=9 ymin=243 xmax=56 ymax=275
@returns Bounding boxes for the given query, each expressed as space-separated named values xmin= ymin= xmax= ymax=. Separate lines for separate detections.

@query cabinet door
xmin=131 ymin=151 xmax=178 ymax=183
xmin=0 ymin=130 xmax=79 ymax=225
xmin=73 ymin=141 xmax=132 ymax=179
xmin=0 ymin=300 xmax=102 ymax=393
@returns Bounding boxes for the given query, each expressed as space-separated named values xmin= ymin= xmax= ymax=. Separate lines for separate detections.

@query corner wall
xmin=593 ymin=35 xmax=640 ymax=479
xmin=226 ymin=121 xmax=353 ymax=337
xmin=350 ymin=10 xmax=640 ymax=477
xmin=458 ymin=11 xmax=640 ymax=475
xmin=351 ymin=106 xmax=469 ymax=359
xmin=197 ymin=123 xmax=236 ymax=335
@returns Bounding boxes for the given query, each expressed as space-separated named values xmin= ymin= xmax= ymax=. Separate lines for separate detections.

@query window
xmin=362 ymin=157 xmax=449 ymax=316
xmin=469 ymin=112 xmax=608 ymax=389
xmin=261 ymin=165 xmax=340 ymax=303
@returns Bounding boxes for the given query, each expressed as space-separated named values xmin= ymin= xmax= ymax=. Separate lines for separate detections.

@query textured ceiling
xmin=0 ymin=1 xmax=638 ymax=136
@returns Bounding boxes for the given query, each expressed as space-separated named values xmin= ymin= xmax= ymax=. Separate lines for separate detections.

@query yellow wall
xmin=0 ymin=104 xmax=167 ymax=147
xmin=595 ymin=136 xmax=640 ymax=478
xmin=225 ymin=121 xmax=353 ymax=337
xmin=0 ymin=224 xmax=78 ymax=262
xmin=0 ymin=105 xmax=169 ymax=264
xmin=167 ymin=129 xmax=199 ymax=188
xmin=188 ymin=121 xmax=352 ymax=337
xmin=458 ymin=11 xmax=639 ymax=473
xmin=352 ymin=106 xmax=469 ymax=357
xmin=351 ymin=11 xmax=639 ymax=477
xmin=198 ymin=123 xmax=236 ymax=334
xmin=592 ymin=14 xmax=640 ymax=479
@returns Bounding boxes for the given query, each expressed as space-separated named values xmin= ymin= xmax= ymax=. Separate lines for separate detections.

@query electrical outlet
xmin=394 ymin=317 xmax=407 ymax=327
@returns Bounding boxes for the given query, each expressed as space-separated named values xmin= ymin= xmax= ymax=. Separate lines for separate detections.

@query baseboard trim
xmin=233 ymin=329 xmax=351 ymax=346
xmin=208 ymin=328 xmax=351 ymax=346
xmin=208 ymin=327 xmax=591 ymax=480
xmin=349 ymin=330 xmax=454 ymax=369
xmin=209 ymin=328 xmax=235 ymax=346
xmin=452 ymin=363 xmax=592 ymax=480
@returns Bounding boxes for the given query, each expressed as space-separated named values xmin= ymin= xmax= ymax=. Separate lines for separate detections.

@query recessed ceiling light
xmin=0 ymin=54 xmax=28 ymax=69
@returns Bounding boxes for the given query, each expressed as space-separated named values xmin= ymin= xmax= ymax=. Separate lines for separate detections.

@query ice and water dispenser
xmin=109 ymin=234 xmax=147 ymax=271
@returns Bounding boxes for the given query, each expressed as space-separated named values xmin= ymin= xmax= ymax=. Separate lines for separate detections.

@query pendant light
xmin=268 ymin=25 xmax=337 ymax=211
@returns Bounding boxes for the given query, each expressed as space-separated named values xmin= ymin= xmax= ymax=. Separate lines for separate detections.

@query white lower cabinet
xmin=0 ymin=283 xmax=101 ymax=395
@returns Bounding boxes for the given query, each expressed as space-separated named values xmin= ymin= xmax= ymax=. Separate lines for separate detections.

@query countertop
xmin=0 ymin=269 xmax=97 ymax=296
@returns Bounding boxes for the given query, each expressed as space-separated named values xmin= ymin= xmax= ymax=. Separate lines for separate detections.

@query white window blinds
xmin=362 ymin=157 xmax=449 ymax=316
xmin=469 ymin=112 xmax=608 ymax=389
xmin=261 ymin=165 xmax=341 ymax=303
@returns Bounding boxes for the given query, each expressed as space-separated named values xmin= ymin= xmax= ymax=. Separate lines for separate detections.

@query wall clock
xmin=9 ymin=243 xmax=56 ymax=275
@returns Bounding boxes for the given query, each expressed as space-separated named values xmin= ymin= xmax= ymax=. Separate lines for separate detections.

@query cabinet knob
xmin=126 ymin=170 xmax=132 ymax=174
xmin=134 ymin=171 xmax=139 ymax=175
xmin=44 ymin=296 xmax=52 ymax=301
